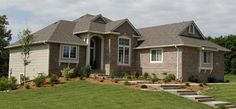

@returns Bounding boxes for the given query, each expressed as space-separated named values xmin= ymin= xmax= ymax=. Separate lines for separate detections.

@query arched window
xmin=118 ymin=36 xmax=131 ymax=65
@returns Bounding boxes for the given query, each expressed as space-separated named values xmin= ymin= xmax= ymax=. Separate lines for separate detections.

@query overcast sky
xmin=1 ymin=0 xmax=236 ymax=43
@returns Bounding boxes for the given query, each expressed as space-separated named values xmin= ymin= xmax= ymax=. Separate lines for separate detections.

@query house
xmin=6 ymin=14 xmax=230 ymax=83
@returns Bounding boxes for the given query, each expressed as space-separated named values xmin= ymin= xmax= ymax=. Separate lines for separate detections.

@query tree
xmin=207 ymin=35 xmax=236 ymax=74
xmin=0 ymin=15 xmax=12 ymax=76
xmin=18 ymin=29 xmax=33 ymax=85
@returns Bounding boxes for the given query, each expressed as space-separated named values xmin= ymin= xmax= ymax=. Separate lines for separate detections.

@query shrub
xmin=0 ymin=77 xmax=10 ymax=91
xmin=0 ymin=77 xmax=17 ymax=91
xmin=225 ymin=80 xmax=230 ymax=83
xmin=135 ymin=72 xmax=141 ymax=79
xmin=33 ymin=75 xmax=46 ymax=87
xmin=49 ymin=74 xmax=59 ymax=86
xmin=185 ymin=82 xmax=190 ymax=87
xmin=203 ymin=81 xmax=208 ymax=86
xmin=164 ymin=74 xmax=176 ymax=83
xmin=140 ymin=85 xmax=148 ymax=88
xmin=25 ymin=83 xmax=30 ymax=89
xmin=162 ymin=72 xmax=168 ymax=75
xmin=151 ymin=73 xmax=159 ymax=83
xmin=61 ymin=67 xmax=74 ymax=80
xmin=124 ymin=80 xmax=130 ymax=85
xmin=199 ymin=83 xmax=204 ymax=87
xmin=143 ymin=72 xmax=149 ymax=79
xmin=20 ymin=76 xmax=29 ymax=85
xmin=9 ymin=77 xmax=17 ymax=90
xmin=81 ymin=65 xmax=92 ymax=78
xmin=124 ymin=73 xmax=132 ymax=80
xmin=188 ymin=75 xmax=202 ymax=83
xmin=207 ymin=77 xmax=216 ymax=83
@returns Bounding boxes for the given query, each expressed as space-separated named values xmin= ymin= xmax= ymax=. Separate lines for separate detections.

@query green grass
xmin=204 ymin=74 xmax=236 ymax=104
xmin=0 ymin=81 xmax=212 ymax=109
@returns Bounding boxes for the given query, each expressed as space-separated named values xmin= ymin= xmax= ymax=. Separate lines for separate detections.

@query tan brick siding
xmin=136 ymin=47 xmax=179 ymax=79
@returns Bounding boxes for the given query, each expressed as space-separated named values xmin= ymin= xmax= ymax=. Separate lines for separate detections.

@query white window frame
xmin=189 ymin=24 xmax=195 ymax=34
xmin=203 ymin=51 xmax=213 ymax=64
xmin=62 ymin=45 xmax=78 ymax=59
xmin=150 ymin=48 xmax=163 ymax=63
xmin=117 ymin=36 xmax=131 ymax=66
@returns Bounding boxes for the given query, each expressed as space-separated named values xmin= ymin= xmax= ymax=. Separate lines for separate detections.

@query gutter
xmin=175 ymin=45 xmax=180 ymax=80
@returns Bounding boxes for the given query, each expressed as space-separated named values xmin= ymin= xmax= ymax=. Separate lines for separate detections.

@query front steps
xmin=142 ymin=83 xmax=236 ymax=109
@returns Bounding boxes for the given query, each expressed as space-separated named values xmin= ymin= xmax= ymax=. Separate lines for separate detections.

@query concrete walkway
xmin=142 ymin=83 xmax=236 ymax=109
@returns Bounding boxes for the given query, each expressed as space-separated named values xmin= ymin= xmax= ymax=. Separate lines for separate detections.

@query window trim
xmin=202 ymin=51 xmax=212 ymax=64
xmin=62 ymin=45 xmax=78 ymax=59
xmin=150 ymin=48 xmax=163 ymax=63
xmin=117 ymin=36 xmax=131 ymax=66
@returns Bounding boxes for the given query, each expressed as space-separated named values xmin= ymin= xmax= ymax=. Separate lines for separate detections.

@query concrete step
xmin=197 ymin=98 xmax=215 ymax=102
xmin=203 ymin=101 xmax=232 ymax=107
xmin=178 ymin=91 xmax=198 ymax=95
xmin=160 ymin=84 xmax=182 ymax=87
xmin=224 ymin=104 xmax=236 ymax=108
xmin=162 ymin=87 xmax=181 ymax=89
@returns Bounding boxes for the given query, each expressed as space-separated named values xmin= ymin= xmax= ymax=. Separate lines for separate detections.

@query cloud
xmin=0 ymin=0 xmax=236 ymax=43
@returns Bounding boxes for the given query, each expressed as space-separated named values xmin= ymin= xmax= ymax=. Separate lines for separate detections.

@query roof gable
xmin=91 ymin=14 xmax=107 ymax=24
xmin=112 ymin=19 xmax=141 ymax=36
xmin=180 ymin=21 xmax=205 ymax=40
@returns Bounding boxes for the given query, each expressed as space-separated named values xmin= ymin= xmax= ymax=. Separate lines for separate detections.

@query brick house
xmin=6 ymin=14 xmax=229 ymax=83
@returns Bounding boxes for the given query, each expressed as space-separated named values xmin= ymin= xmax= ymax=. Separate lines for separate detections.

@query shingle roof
xmin=7 ymin=14 xmax=132 ymax=48
xmin=7 ymin=20 xmax=86 ymax=48
xmin=137 ymin=21 xmax=230 ymax=51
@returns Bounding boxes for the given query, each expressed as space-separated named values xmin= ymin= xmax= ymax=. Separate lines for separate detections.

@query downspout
xmin=175 ymin=45 xmax=179 ymax=80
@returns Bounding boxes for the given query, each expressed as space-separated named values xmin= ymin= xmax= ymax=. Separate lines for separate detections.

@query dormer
xmin=180 ymin=21 xmax=205 ymax=40
xmin=91 ymin=14 xmax=107 ymax=24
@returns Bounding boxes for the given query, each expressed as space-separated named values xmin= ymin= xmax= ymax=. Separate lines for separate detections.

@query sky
xmin=0 ymin=0 xmax=236 ymax=43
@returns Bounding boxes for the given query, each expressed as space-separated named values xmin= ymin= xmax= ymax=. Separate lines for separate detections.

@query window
xmin=118 ymin=37 xmax=130 ymax=65
xmin=203 ymin=51 xmax=212 ymax=64
xmin=62 ymin=45 xmax=77 ymax=59
xmin=150 ymin=49 xmax=163 ymax=63
xmin=189 ymin=24 xmax=195 ymax=34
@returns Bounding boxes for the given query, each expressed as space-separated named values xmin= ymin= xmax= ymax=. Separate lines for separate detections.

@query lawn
xmin=204 ymin=74 xmax=236 ymax=104
xmin=0 ymin=80 xmax=212 ymax=109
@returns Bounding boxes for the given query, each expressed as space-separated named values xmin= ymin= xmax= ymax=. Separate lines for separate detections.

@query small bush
xmin=134 ymin=72 xmax=141 ymax=79
xmin=20 ymin=76 xmax=29 ymax=85
xmin=49 ymin=74 xmax=59 ymax=86
xmin=164 ymin=74 xmax=176 ymax=83
xmin=9 ymin=77 xmax=17 ymax=90
xmin=113 ymin=79 xmax=119 ymax=83
xmin=124 ymin=80 xmax=130 ymax=86
xmin=25 ymin=84 xmax=30 ymax=89
xmin=81 ymin=65 xmax=92 ymax=78
xmin=185 ymin=82 xmax=190 ymax=87
xmin=33 ymin=75 xmax=46 ymax=87
xmin=188 ymin=75 xmax=202 ymax=83
xmin=124 ymin=74 xmax=132 ymax=80
xmin=151 ymin=73 xmax=159 ymax=83
xmin=199 ymin=83 xmax=204 ymax=87
xmin=140 ymin=85 xmax=148 ymax=88
xmin=207 ymin=77 xmax=216 ymax=83
xmin=143 ymin=72 xmax=149 ymax=79
xmin=0 ymin=77 xmax=10 ymax=91
xmin=203 ymin=81 xmax=208 ymax=86
xmin=225 ymin=80 xmax=230 ymax=83
xmin=61 ymin=67 xmax=74 ymax=80
xmin=0 ymin=77 xmax=18 ymax=91
xmin=162 ymin=72 xmax=168 ymax=75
